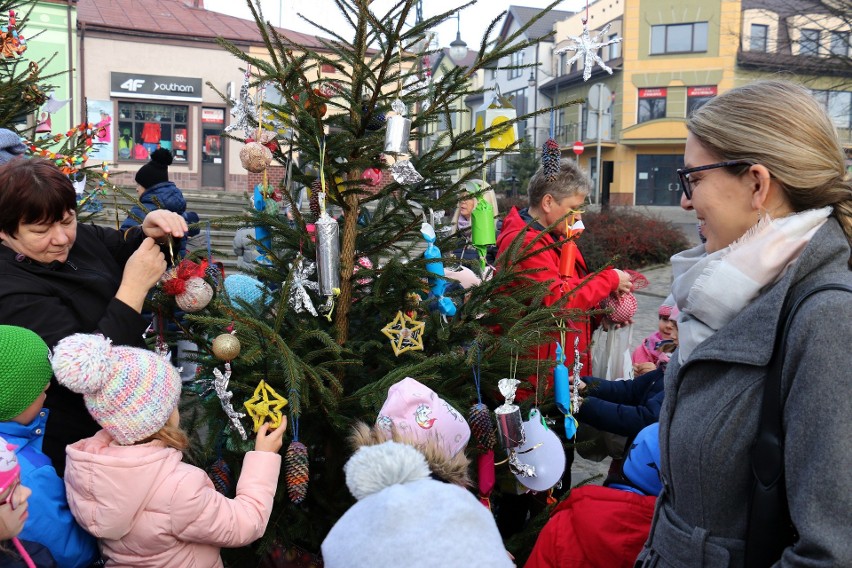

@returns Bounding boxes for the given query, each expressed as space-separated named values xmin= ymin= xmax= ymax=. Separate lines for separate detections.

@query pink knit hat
xmin=51 ymin=334 xmax=181 ymax=445
xmin=658 ymin=304 xmax=673 ymax=318
xmin=0 ymin=436 xmax=19 ymax=494
xmin=376 ymin=377 xmax=470 ymax=458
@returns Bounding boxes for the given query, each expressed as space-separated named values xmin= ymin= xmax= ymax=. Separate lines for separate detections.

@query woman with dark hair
xmin=0 ymin=158 xmax=187 ymax=472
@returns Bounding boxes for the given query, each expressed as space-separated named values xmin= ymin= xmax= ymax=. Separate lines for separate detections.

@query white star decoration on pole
xmin=556 ymin=22 xmax=622 ymax=82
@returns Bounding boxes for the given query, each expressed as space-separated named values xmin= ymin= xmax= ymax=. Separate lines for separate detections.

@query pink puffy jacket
xmin=64 ymin=430 xmax=281 ymax=567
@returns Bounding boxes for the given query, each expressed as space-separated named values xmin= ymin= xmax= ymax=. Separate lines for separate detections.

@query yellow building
xmin=543 ymin=0 xmax=851 ymax=206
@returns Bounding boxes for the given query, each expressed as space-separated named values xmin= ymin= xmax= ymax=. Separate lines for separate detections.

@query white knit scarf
xmin=671 ymin=207 xmax=831 ymax=363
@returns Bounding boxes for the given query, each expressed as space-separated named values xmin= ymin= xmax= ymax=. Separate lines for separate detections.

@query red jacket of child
xmin=524 ymin=484 xmax=656 ymax=568
xmin=496 ymin=207 xmax=620 ymax=397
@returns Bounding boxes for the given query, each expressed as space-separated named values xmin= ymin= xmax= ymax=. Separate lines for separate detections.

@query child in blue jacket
xmin=0 ymin=326 xmax=98 ymax=567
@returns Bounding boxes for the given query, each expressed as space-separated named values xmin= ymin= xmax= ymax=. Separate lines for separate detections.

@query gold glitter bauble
xmin=212 ymin=333 xmax=241 ymax=361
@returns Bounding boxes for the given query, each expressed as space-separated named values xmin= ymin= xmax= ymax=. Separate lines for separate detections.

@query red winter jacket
xmin=496 ymin=207 xmax=620 ymax=396
xmin=524 ymin=485 xmax=656 ymax=568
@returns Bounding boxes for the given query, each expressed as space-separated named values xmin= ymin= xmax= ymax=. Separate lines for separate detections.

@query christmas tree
xmin=170 ymin=0 xmax=583 ymax=562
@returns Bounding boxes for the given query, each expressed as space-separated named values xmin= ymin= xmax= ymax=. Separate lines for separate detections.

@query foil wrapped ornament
xmin=495 ymin=378 xmax=524 ymax=450
xmin=383 ymin=99 xmax=411 ymax=154
xmin=210 ymin=363 xmax=247 ymax=440
xmin=288 ymin=253 xmax=319 ymax=316
xmin=225 ymin=71 xmax=257 ymax=139
xmin=240 ymin=141 xmax=273 ymax=173
xmin=285 ymin=441 xmax=309 ymax=504
xmin=212 ymin=333 xmax=241 ymax=361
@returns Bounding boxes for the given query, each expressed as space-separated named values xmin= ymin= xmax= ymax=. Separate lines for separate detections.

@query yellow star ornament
xmin=381 ymin=311 xmax=425 ymax=356
xmin=244 ymin=380 xmax=288 ymax=432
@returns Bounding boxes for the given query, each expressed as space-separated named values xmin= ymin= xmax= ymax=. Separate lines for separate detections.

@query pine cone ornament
xmin=207 ymin=457 xmax=234 ymax=497
xmin=205 ymin=264 xmax=223 ymax=288
xmin=285 ymin=441 xmax=309 ymax=504
xmin=542 ymin=138 xmax=561 ymax=181
xmin=361 ymin=103 xmax=386 ymax=131
xmin=309 ymin=179 xmax=322 ymax=217
xmin=469 ymin=403 xmax=496 ymax=451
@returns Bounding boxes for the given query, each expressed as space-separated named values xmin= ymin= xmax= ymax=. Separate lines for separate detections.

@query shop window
xmin=686 ymin=86 xmax=717 ymax=116
xmin=650 ymin=22 xmax=708 ymax=54
xmin=117 ymin=102 xmax=189 ymax=162
xmin=799 ymin=29 xmax=820 ymax=56
xmin=637 ymin=88 xmax=667 ymax=123
xmin=750 ymin=24 xmax=768 ymax=52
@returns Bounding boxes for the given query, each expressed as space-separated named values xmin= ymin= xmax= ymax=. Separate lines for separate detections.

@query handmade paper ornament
xmin=383 ymin=99 xmax=411 ymax=155
xmin=542 ymin=138 xmax=561 ymax=181
xmin=381 ymin=311 xmax=425 ymax=356
xmin=244 ymin=380 xmax=288 ymax=432
xmin=285 ymin=440 xmax=309 ymax=504
xmin=209 ymin=363 xmax=247 ymax=440
xmin=240 ymin=141 xmax=272 ymax=173
xmin=558 ymin=219 xmax=585 ymax=279
xmin=421 ymin=222 xmax=456 ymax=317
xmin=513 ymin=409 xmax=567 ymax=492
xmin=470 ymin=187 xmax=497 ymax=271
xmin=315 ymin=192 xmax=341 ymax=297
xmin=494 ymin=378 xmax=534 ymax=478
xmin=288 ymin=253 xmax=319 ymax=316
xmin=556 ymin=21 xmax=623 ymax=82
xmin=225 ymin=70 xmax=257 ymax=139
xmin=553 ymin=343 xmax=576 ymax=439
xmin=474 ymin=88 xmax=518 ymax=151
xmin=212 ymin=333 xmax=241 ymax=361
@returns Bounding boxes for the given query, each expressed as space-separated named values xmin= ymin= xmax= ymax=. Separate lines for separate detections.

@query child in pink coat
xmin=51 ymin=333 xmax=286 ymax=568
xmin=631 ymin=303 xmax=679 ymax=375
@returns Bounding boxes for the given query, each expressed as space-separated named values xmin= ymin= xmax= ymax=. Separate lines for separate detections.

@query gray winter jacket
xmin=638 ymin=217 xmax=852 ymax=567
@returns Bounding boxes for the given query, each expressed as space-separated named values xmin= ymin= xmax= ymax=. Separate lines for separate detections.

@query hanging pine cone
xmin=205 ymin=263 xmax=223 ymax=288
xmin=285 ymin=441 xmax=309 ymax=504
xmin=542 ymin=138 xmax=561 ymax=181
xmin=468 ymin=402 xmax=496 ymax=451
xmin=309 ymin=179 xmax=322 ymax=218
xmin=207 ymin=457 xmax=234 ymax=497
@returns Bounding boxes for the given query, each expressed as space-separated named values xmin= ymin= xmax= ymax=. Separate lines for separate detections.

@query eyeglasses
xmin=0 ymin=478 xmax=21 ymax=511
xmin=676 ymin=160 xmax=752 ymax=200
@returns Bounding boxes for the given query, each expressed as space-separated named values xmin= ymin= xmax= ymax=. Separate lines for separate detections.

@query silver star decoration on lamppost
xmin=557 ymin=21 xmax=622 ymax=82
xmin=288 ymin=253 xmax=319 ymax=317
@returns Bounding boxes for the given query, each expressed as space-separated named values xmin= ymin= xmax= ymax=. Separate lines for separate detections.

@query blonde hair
xmin=450 ymin=179 xmax=499 ymax=230
xmin=688 ymin=80 xmax=852 ymax=267
xmin=138 ymin=423 xmax=190 ymax=451
xmin=527 ymin=159 xmax=591 ymax=207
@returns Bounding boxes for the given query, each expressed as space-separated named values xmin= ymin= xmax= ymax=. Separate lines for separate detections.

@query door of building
xmin=201 ymin=107 xmax=225 ymax=189
xmin=635 ymin=154 xmax=682 ymax=206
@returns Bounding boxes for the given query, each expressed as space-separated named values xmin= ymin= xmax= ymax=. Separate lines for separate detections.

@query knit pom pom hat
xmin=0 ymin=435 xmax=21 ymax=493
xmin=134 ymin=148 xmax=173 ymax=189
xmin=0 ymin=326 xmax=51 ymax=422
xmin=50 ymin=334 xmax=181 ymax=445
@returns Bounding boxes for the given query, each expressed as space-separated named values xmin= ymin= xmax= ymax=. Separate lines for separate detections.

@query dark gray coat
xmin=639 ymin=217 xmax=852 ymax=567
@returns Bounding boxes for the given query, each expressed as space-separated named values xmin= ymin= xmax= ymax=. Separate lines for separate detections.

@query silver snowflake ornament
xmin=225 ymin=72 xmax=257 ymax=139
xmin=557 ymin=22 xmax=622 ymax=82
xmin=288 ymin=253 xmax=319 ymax=317
xmin=210 ymin=363 xmax=248 ymax=440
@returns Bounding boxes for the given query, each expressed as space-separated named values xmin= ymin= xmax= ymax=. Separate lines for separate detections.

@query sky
xmin=204 ymin=0 xmax=586 ymax=50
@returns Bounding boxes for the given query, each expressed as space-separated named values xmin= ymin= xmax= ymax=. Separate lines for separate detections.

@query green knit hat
xmin=0 ymin=326 xmax=51 ymax=421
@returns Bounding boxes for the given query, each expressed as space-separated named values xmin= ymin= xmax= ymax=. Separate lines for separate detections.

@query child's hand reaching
xmin=254 ymin=418 xmax=288 ymax=453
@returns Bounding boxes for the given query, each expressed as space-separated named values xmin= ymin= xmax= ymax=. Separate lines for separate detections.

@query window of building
xmin=830 ymin=31 xmax=849 ymax=57
xmin=686 ymin=86 xmax=717 ymax=116
xmin=558 ymin=52 xmax=567 ymax=76
xmin=750 ymin=24 xmax=768 ymax=52
xmin=650 ymin=22 xmax=708 ymax=54
xmin=607 ymin=33 xmax=621 ymax=60
xmin=509 ymin=51 xmax=525 ymax=79
xmin=637 ymin=88 xmax=667 ymax=123
xmin=117 ymin=102 xmax=189 ymax=162
xmin=813 ymin=90 xmax=852 ymax=130
xmin=799 ymin=29 xmax=821 ymax=56
xmin=490 ymin=68 xmax=498 ymax=81
xmin=655 ymin=23 xmax=707 ymax=53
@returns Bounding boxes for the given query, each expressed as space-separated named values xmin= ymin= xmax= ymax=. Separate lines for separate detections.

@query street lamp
xmin=449 ymin=13 xmax=468 ymax=62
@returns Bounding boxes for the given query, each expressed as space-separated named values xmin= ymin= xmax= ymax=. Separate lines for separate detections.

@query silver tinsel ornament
xmin=288 ymin=253 xmax=319 ymax=316
xmin=315 ymin=193 xmax=340 ymax=297
xmin=225 ymin=71 xmax=257 ymax=139
xmin=556 ymin=21 xmax=623 ymax=82
xmin=210 ymin=363 xmax=248 ymax=440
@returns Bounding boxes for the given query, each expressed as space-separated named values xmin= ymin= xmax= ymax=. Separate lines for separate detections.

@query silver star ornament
xmin=557 ymin=22 xmax=622 ymax=82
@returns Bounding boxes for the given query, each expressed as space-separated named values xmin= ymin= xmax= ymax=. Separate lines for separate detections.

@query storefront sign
xmin=202 ymin=108 xmax=225 ymax=123
xmin=638 ymin=87 xmax=667 ymax=99
xmin=110 ymin=72 xmax=203 ymax=101
xmin=687 ymin=86 xmax=717 ymax=97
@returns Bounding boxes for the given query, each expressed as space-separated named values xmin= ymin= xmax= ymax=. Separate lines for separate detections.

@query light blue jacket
xmin=0 ymin=411 xmax=99 ymax=568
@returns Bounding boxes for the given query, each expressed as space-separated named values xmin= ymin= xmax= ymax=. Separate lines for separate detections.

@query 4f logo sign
xmin=120 ymin=78 xmax=145 ymax=92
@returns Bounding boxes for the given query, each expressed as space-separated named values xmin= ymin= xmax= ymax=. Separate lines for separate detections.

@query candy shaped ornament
xmin=383 ymin=99 xmax=423 ymax=185
xmin=315 ymin=192 xmax=341 ymax=298
xmin=513 ymin=409 xmax=566 ymax=492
